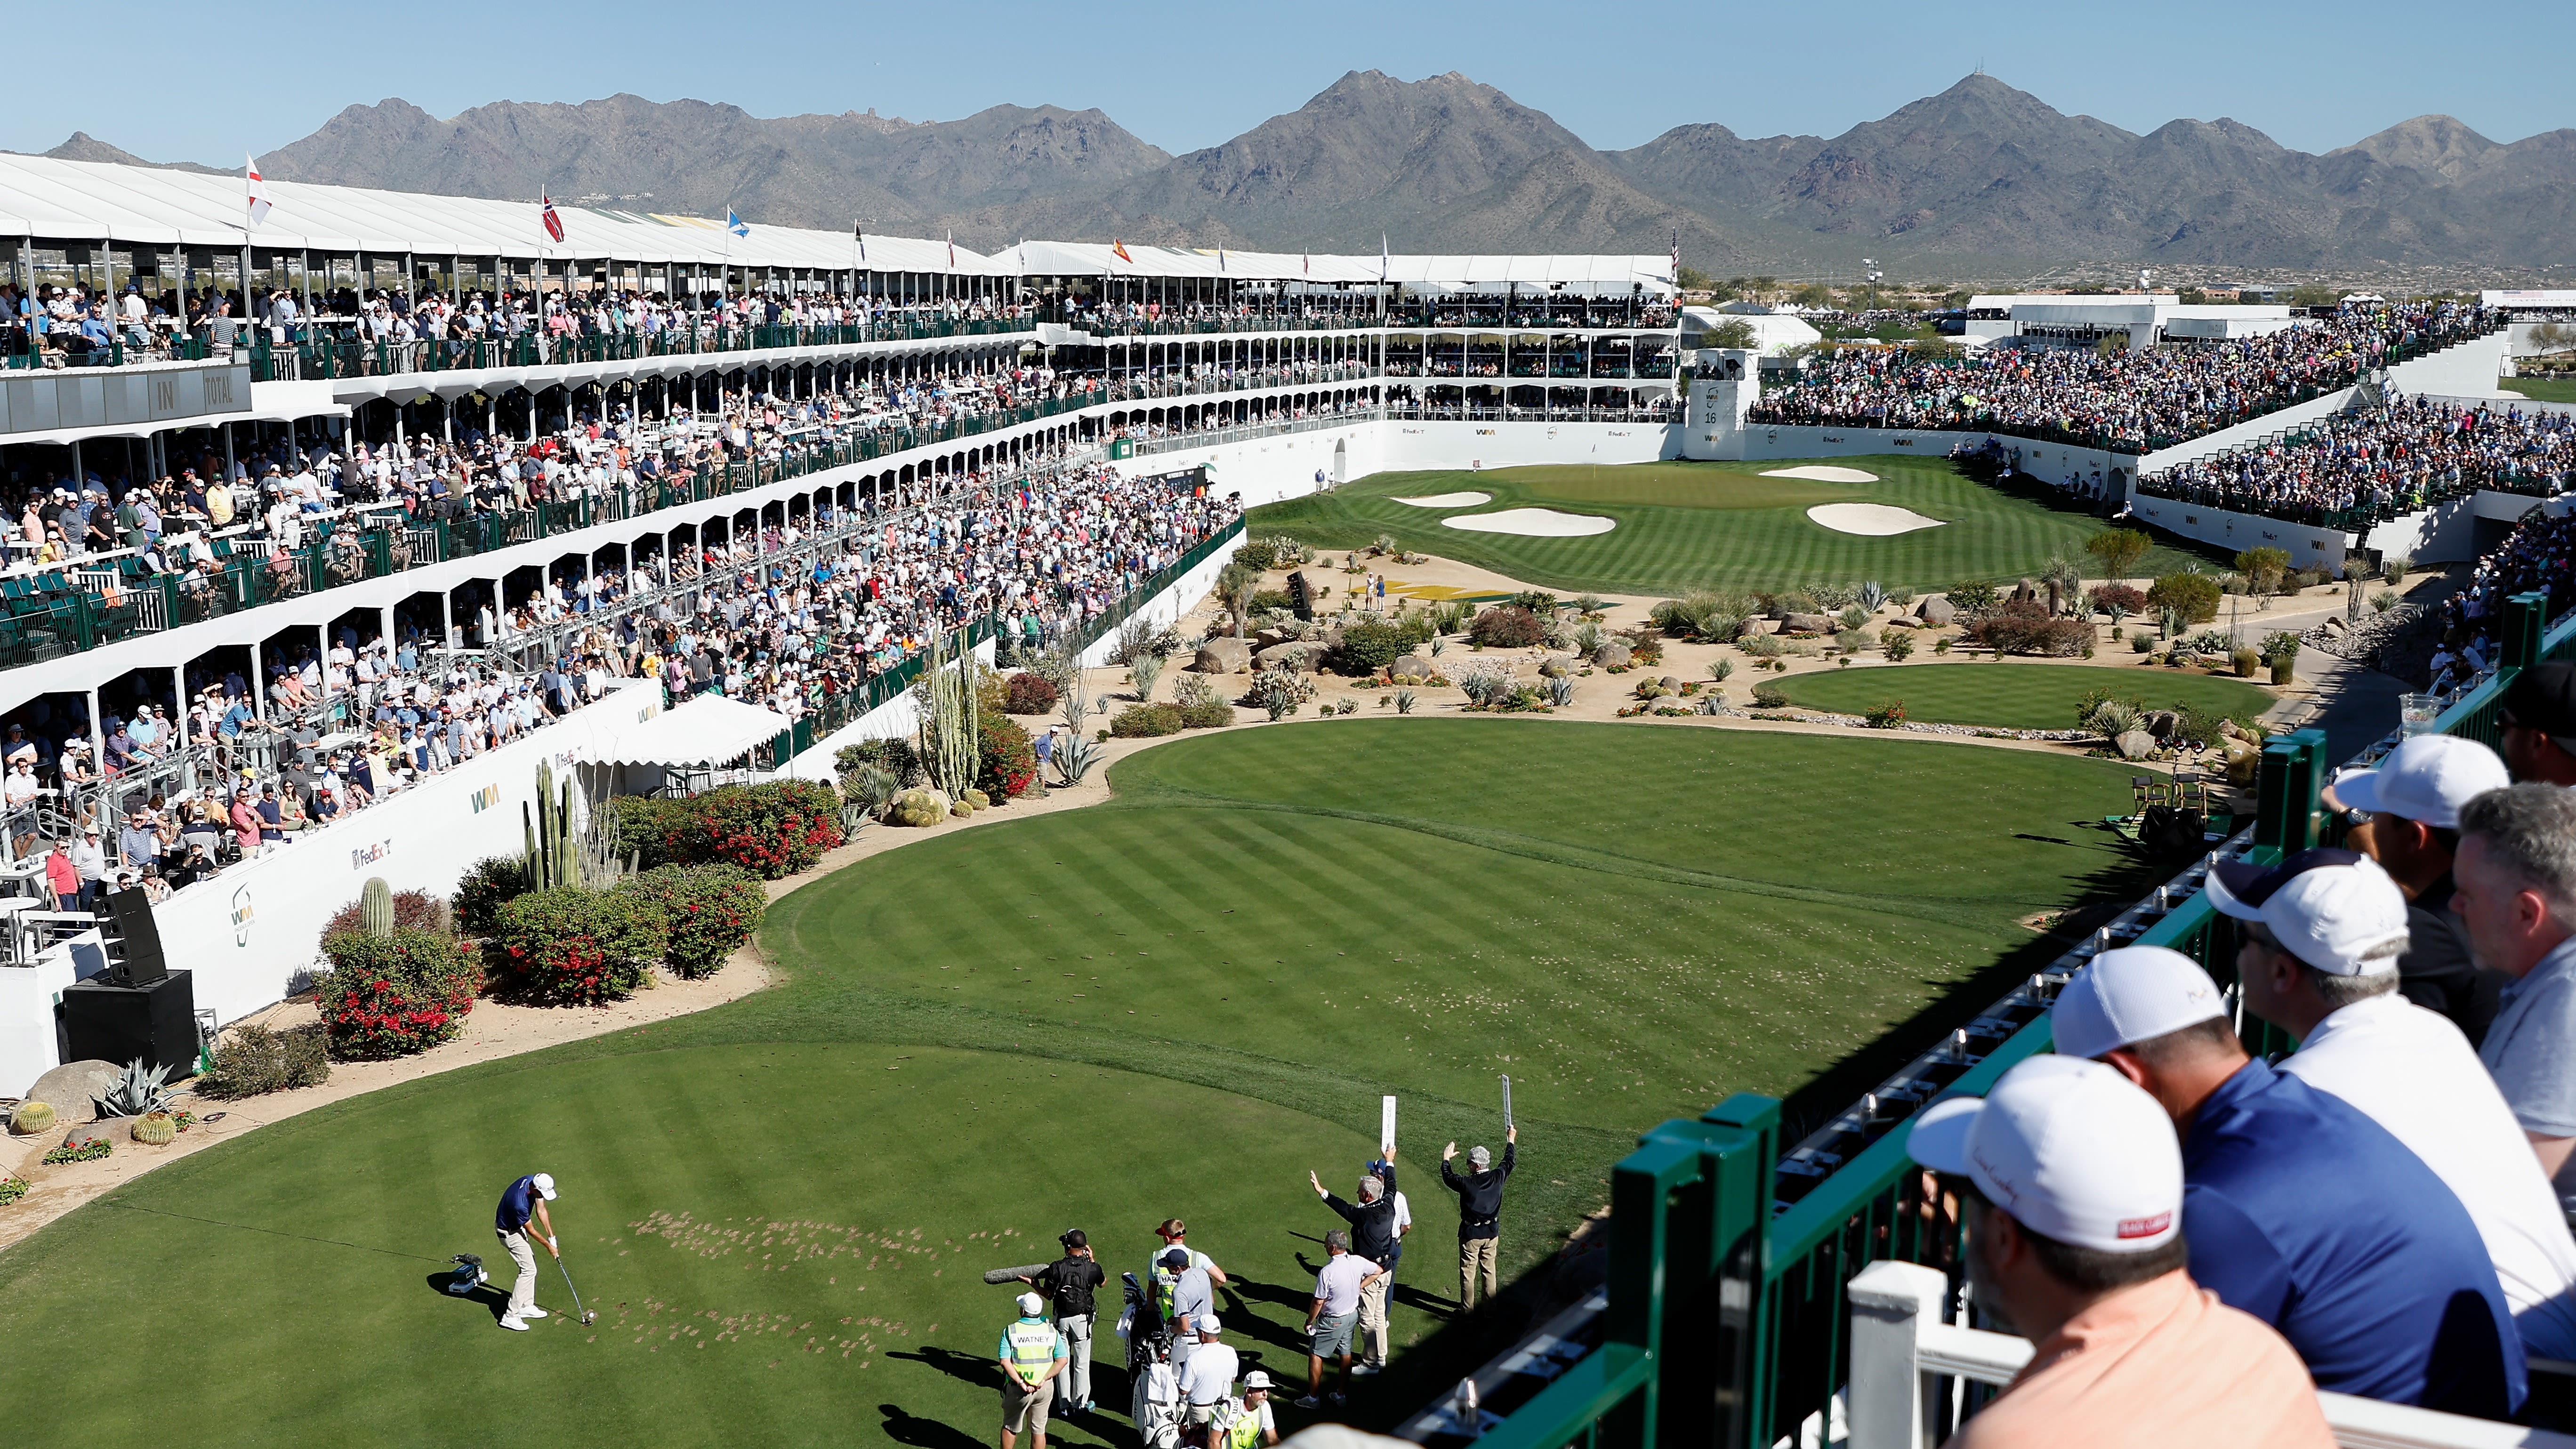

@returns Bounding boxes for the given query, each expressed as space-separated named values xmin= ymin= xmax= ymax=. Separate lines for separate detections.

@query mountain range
xmin=27 ymin=72 xmax=2576 ymax=277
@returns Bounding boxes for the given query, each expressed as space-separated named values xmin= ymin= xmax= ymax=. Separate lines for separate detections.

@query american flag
xmin=541 ymin=193 xmax=565 ymax=244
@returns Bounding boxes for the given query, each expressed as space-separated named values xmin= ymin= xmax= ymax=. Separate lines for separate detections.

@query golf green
xmin=1770 ymin=662 xmax=2276 ymax=731
xmin=0 ymin=722 xmax=2157 ymax=1447
xmin=1250 ymin=458 xmax=2213 ymax=596
xmin=2502 ymin=378 xmax=2576 ymax=405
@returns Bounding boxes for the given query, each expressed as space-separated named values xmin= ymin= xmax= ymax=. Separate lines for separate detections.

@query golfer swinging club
xmin=493 ymin=1171 xmax=561 ymax=1332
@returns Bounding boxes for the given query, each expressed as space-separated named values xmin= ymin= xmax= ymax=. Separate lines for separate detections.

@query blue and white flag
xmin=726 ymin=208 xmax=750 ymax=239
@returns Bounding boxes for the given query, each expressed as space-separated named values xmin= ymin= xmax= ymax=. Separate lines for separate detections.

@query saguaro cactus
xmin=360 ymin=877 xmax=395 ymax=938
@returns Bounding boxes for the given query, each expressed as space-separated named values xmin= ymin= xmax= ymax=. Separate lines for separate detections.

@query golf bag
xmin=1120 ymin=1271 xmax=1186 ymax=1449
xmin=442 ymin=1254 xmax=490 ymax=1296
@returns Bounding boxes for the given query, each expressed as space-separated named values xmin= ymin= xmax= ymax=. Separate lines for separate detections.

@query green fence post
xmin=1606 ymin=1136 xmax=1699 ymax=1449
xmin=2254 ymin=727 xmax=2327 ymax=857
xmin=1696 ymin=1095 xmax=1782 ymax=1449
xmin=2504 ymin=592 xmax=2548 ymax=672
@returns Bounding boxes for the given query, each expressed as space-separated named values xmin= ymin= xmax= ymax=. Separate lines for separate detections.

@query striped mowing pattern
xmin=1252 ymin=456 xmax=2215 ymax=596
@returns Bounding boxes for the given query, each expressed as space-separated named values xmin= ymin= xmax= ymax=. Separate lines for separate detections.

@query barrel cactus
xmin=8 ymin=1102 xmax=54 ymax=1136
xmin=962 ymin=788 xmax=991 ymax=811
xmin=131 ymin=1111 xmax=177 ymax=1146
xmin=361 ymin=877 xmax=396 ymax=939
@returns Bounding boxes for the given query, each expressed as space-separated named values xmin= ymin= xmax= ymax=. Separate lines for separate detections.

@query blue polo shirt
xmin=2183 ymin=1058 xmax=2524 ymax=1416
xmin=495 ymin=1175 xmax=544 ymax=1234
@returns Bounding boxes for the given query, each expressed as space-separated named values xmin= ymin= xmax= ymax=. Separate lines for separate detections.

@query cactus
xmin=360 ymin=877 xmax=395 ymax=939
xmin=8 ymin=1101 xmax=54 ymax=1136
xmin=131 ymin=1111 xmax=177 ymax=1146
xmin=94 ymin=1059 xmax=177 ymax=1119
xmin=521 ymin=760 xmax=615 ymax=892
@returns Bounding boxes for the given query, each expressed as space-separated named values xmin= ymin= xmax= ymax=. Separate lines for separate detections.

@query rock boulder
xmin=1781 ymin=612 xmax=1835 ymax=636
xmin=1391 ymin=656 xmax=1438 ymax=682
xmin=1593 ymin=641 xmax=1632 ymax=669
xmin=1537 ymin=654 xmax=1575 ymax=679
xmin=1191 ymin=638 xmax=1252 ymax=675
xmin=1254 ymin=642 xmax=1321 ymax=673
xmin=1916 ymin=596 xmax=1956 ymax=627
xmin=60 ymin=1116 xmax=130 ymax=1150
xmin=27 ymin=1061 xmax=123 ymax=1122
xmin=2142 ymin=709 xmax=2182 ymax=741
xmin=2115 ymin=730 xmax=2161 ymax=761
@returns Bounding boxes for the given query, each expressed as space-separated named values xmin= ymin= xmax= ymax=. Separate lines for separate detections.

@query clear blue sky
xmin=12 ymin=0 xmax=2572 ymax=166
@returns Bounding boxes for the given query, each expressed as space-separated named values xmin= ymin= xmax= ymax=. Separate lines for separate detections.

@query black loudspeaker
xmin=62 ymin=970 xmax=198 ymax=1076
xmin=100 ymin=887 xmax=168 ymax=987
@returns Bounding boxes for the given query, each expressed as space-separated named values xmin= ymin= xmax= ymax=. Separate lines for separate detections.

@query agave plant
xmin=1053 ymin=732 xmax=1101 ymax=787
xmin=840 ymin=764 xmax=902 ymax=826
xmin=2086 ymin=700 xmax=2142 ymax=738
xmin=1574 ymin=593 xmax=1608 ymax=619
xmin=1457 ymin=663 xmax=1513 ymax=707
xmin=95 ymin=1058 xmax=178 ymax=1119
xmin=1858 ymin=580 xmax=1887 ymax=613
xmin=1708 ymin=658 xmax=1735 ymax=683
xmin=1574 ymin=621 xmax=1605 ymax=656
xmin=1393 ymin=689 xmax=1417 ymax=715
xmin=1697 ymin=693 xmax=1726 ymax=716
xmin=1546 ymin=676 xmax=1576 ymax=708
xmin=1130 ymin=653 xmax=1165 ymax=701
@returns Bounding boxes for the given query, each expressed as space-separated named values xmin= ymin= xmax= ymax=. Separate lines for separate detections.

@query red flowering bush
xmin=318 ymin=929 xmax=483 ymax=1059
xmin=614 ymin=781 xmax=844 ymax=879
xmin=1469 ymin=604 xmax=1546 ymax=648
xmin=978 ymin=715 xmax=1039 ymax=799
xmin=1002 ymin=672 xmax=1060 ymax=715
xmin=487 ymin=886 xmax=666 ymax=1006
xmin=614 ymin=865 xmax=767 ymax=978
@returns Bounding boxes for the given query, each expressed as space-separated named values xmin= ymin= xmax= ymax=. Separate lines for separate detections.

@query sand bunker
xmin=1805 ymin=503 xmax=1947 ymax=537
xmin=1442 ymin=508 xmax=1617 ymax=538
xmin=1762 ymin=465 xmax=1882 ymax=483
xmin=1393 ymin=491 xmax=1493 ymax=508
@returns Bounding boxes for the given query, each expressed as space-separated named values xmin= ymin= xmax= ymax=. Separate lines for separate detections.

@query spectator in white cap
xmin=2053 ymin=944 xmax=2525 ymax=1416
xmin=2220 ymin=847 xmax=2576 ymax=1362
xmin=1214 ymin=1369 xmax=1279 ymax=1449
xmin=999 ymin=1288 xmax=1069 ymax=1449
xmin=2328 ymin=733 xmax=2513 ymax=1042
xmin=1907 ymin=1055 xmax=2329 ymax=1448
xmin=1178 ymin=1312 xmax=1237 ymax=1435
xmin=2454 ymin=783 xmax=2576 ymax=1208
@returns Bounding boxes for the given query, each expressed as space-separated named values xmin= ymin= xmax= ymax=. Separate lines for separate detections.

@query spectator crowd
xmin=1915 ymin=679 xmax=2576 ymax=1445
xmin=1748 ymin=300 xmax=2497 ymax=454
xmin=2142 ymin=393 xmax=2576 ymax=527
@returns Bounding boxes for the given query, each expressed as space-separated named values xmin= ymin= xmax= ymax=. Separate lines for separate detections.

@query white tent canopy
xmin=0 ymin=152 xmax=1001 ymax=273
xmin=997 ymin=238 xmax=1673 ymax=294
xmin=581 ymin=695 xmax=790 ymax=768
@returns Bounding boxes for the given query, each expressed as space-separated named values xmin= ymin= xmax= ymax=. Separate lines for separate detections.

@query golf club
xmin=555 ymin=1251 xmax=597 ymax=1325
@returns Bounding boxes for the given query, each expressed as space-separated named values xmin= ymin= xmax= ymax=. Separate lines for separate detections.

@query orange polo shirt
xmin=1955 ymin=1269 xmax=2331 ymax=1449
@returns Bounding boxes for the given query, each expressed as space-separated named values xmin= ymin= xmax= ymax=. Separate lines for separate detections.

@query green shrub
xmin=1945 ymin=580 xmax=2003 ymax=618
xmin=1508 ymin=590 xmax=1560 ymax=614
xmin=489 ymin=886 xmax=667 ymax=1006
xmin=1233 ymin=539 xmax=1280 ymax=571
xmin=1469 ymin=605 xmax=1546 ymax=648
xmin=1325 ymin=615 xmax=1431 ymax=675
xmin=1751 ymin=682 xmax=1789 ymax=708
xmin=453 ymin=855 xmax=530 ymax=939
xmin=833 ymin=737 xmax=926 ymax=789
xmin=1884 ymin=631 xmax=1917 ymax=662
xmin=2146 ymin=572 xmax=2222 ymax=625
xmin=1249 ymin=588 xmax=1295 ymax=613
xmin=0 ymin=1175 xmax=25 ymax=1205
xmin=43 ymin=1139 xmax=109 ymax=1166
xmin=2231 ymin=647 xmax=2262 ymax=677
xmin=197 ymin=1023 xmax=331 ymax=1099
xmin=978 ymin=715 xmax=1039 ymax=798
xmin=2261 ymin=630 xmax=2303 ymax=663
xmin=319 ymin=928 xmax=484 ymax=1060
xmin=1864 ymin=700 xmax=1908 ymax=729
xmin=1179 ymin=700 xmax=1235 ymax=729
xmin=1109 ymin=703 xmax=1187 ymax=737
xmin=615 ymin=865 xmax=768 ymax=979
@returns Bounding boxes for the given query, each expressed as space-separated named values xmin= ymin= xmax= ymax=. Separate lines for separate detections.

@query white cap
xmin=1908 ymin=1055 xmax=2184 ymax=1253
xmin=1016 ymin=1291 xmax=1046 ymax=1316
xmin=531 ymin=1172 xmax=558 ymax=1201
xmin=2208 ymin=848 xmax=2412 ymax=977
xmin=1197 ymin=1312 xmax=1223 ymax=1336
xmin=2051 ymin=946 xmax=2227 ymax=1059
xmin=2331 ymin=734 xmax=2509 ymax=829
xmin=1243 ymin=1370 xmax=1272 ymax=1392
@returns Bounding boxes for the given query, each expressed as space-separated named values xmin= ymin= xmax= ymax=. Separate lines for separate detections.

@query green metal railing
xmin=1481 ymin=591 xmax=2566 ymax=1449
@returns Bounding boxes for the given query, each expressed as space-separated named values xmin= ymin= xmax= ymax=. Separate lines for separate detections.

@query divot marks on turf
xmin=596 ymin=1214 xmax=1029 ymax=1365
